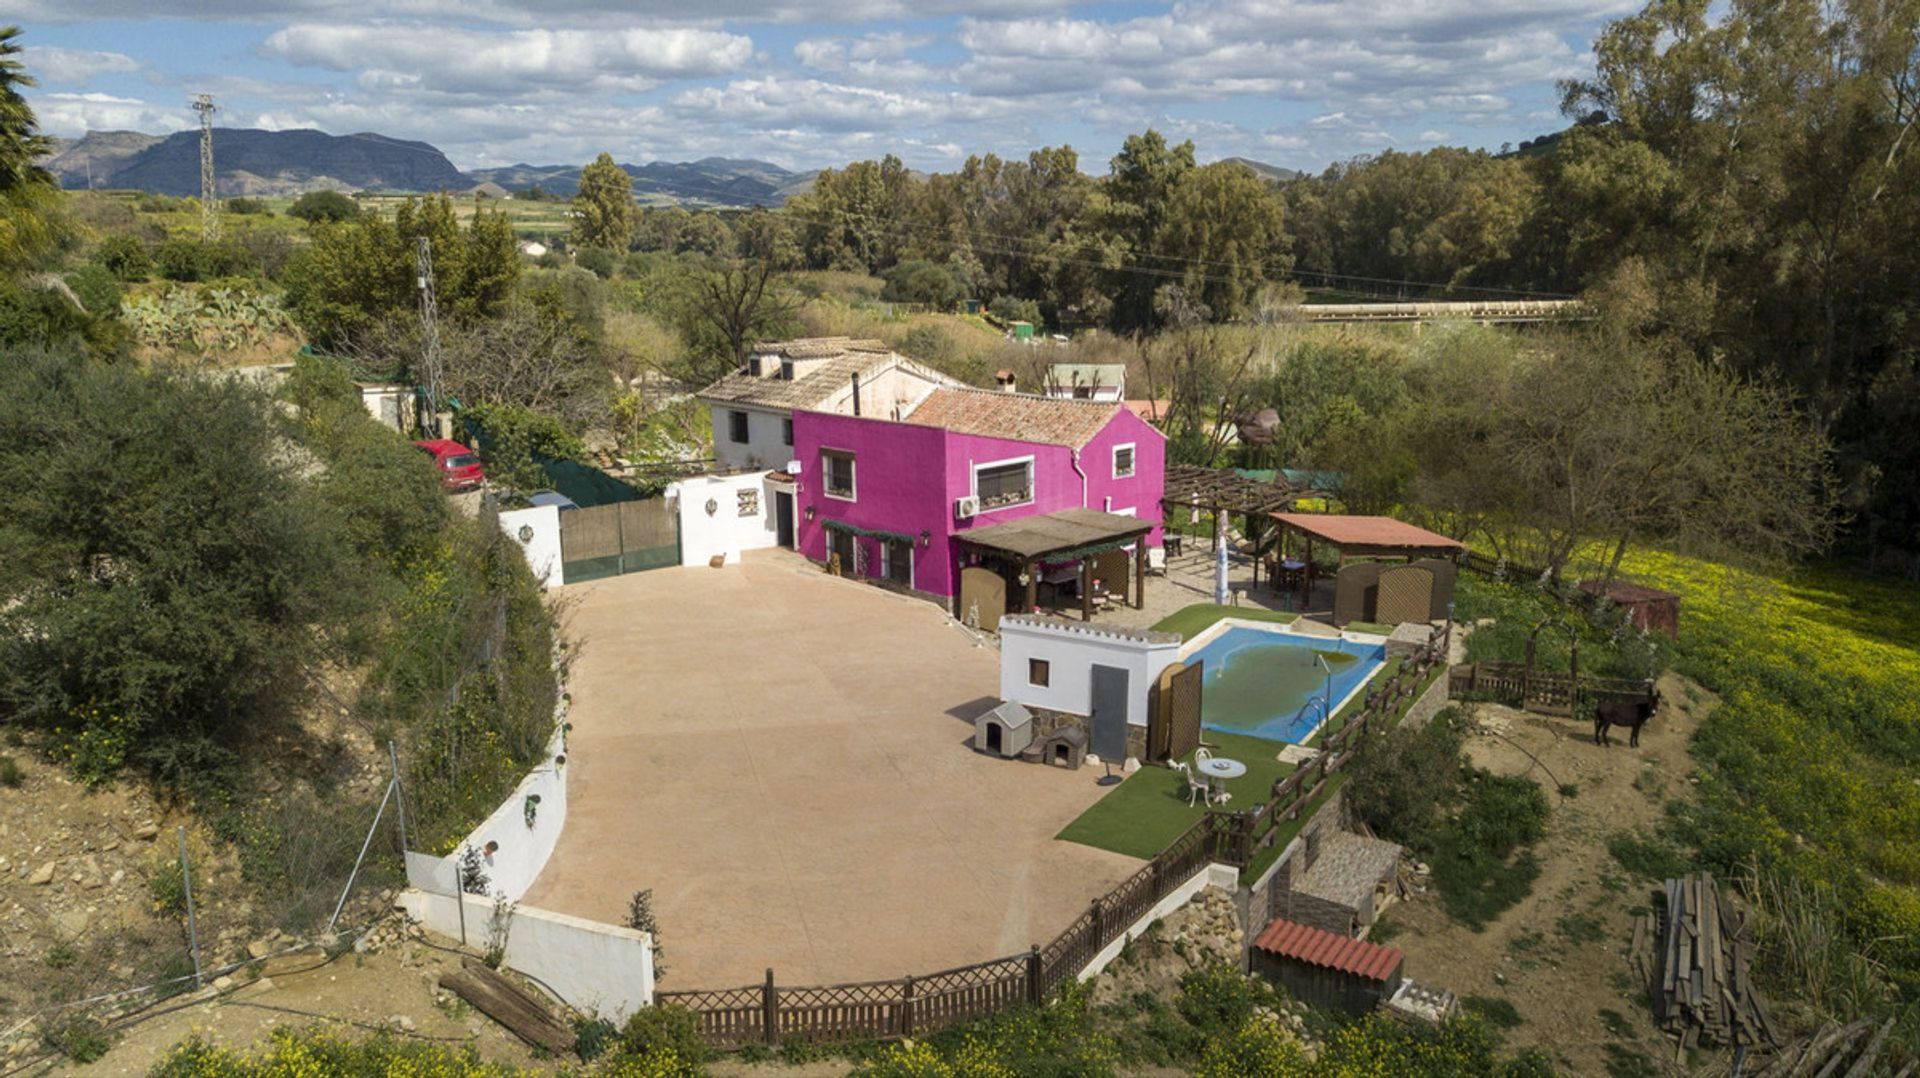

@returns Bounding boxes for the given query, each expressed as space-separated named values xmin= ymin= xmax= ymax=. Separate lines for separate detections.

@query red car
xmin=414 ymin=438 xmax=485 ymax=491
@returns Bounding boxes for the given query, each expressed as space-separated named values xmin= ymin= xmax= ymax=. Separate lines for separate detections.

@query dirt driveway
xmin=522 ymin=551 xmax=1140 ymax=989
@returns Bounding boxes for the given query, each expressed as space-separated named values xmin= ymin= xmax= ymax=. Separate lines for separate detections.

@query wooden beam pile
xmin=440 ymin=959 xmax=576 ymax=1055
xmin=1633 ymin=872 xmax=1778 ymax=1053
xmin=1749 ymin=1018 xmax=1911 ymax=1078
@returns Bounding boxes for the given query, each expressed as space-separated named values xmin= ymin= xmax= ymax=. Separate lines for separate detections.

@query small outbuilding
xmin=1577 ymin=578 xmax=1681 ymax=639
xmin=974 ymin=701 xmax=1034 ymax=758
xmin=1250 ymin=917 xmax=1405 ymax=1016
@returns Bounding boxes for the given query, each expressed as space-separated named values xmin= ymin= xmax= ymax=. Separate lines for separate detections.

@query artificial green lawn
xmin=1149 ymin=603 xmax=1298 ymax=639
xmin=1054 ymin=730 xmax=1291 ymax=860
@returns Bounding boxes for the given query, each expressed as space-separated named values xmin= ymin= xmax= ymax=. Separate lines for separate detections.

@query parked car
xmin=414 ymin=438 xmax=485 ymax=491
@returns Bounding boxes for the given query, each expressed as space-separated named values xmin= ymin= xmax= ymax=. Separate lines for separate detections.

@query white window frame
xmin=821 ymin=447 xmax=857 ymax=502
xmin=880 ymin=536 xmax=914 ymax=589
xmin=971 ymin=453 xmax=1035 ymax=512
xmin=1112 ymin=442 xmax=1136 ymax=479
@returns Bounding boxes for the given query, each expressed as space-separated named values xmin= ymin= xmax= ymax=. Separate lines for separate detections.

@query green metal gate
xmin=560 ymin=499 xmax=680 ymax=582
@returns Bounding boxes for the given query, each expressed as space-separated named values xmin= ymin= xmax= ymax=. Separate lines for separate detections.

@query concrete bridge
xmin=1290 ymin=299 xmax=1586 ymax=324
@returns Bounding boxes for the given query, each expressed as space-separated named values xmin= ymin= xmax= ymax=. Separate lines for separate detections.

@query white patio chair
xmin=1195 ymin=747 xmax=1213 ymax=766
xmin=1173 ymin=761 xmax=1210 ymax=808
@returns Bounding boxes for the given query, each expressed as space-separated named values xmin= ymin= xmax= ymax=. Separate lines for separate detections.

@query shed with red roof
xmin=1250 ymin=916 xmax=1406 ymax=1016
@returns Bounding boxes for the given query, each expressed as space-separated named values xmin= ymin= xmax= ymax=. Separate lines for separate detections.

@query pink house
xmin=788 ymin=387 xmax=1166 ymax=609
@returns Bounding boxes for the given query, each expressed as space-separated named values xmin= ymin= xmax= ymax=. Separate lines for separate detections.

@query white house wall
xmin=710 ymin=405 xmax=795 ymax=471
xmin=499 ymin=505 xmax=563 ymax=587
xmin=671 ymin=472 xmax=780 ymax=567
xmin=998 ymin=619 xmax=1181 ymax=730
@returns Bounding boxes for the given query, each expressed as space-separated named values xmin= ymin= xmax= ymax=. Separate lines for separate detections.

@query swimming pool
xmin=1182 ymin=623 xmax=1388 ymax=743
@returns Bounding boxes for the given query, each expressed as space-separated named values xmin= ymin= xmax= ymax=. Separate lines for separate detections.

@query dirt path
xmin=1386 ymin=674 xmax=1714 ymax=1076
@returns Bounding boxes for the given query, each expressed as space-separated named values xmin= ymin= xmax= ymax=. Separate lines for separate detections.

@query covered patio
xmin=1269 ymin=513 xmax=1465 ymax=625
xmin=953 ymin=508 xmax=1155 ymax=622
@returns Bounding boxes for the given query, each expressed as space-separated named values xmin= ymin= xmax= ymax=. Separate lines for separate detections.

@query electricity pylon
xmin=191 ymin=93 xmax=218 ymax=241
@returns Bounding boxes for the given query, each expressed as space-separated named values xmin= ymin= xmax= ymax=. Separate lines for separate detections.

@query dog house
xmin=1027 ymin=727 xmax=1087 ymax=770
xmin=975 ymin=701 xmax=1034 ymax=758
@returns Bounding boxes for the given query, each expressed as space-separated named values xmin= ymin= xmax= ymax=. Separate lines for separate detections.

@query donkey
xmin=1594 ymin=695 xmax=1659 ymax=748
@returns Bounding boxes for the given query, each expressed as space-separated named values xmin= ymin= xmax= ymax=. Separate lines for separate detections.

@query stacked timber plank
xmin=440 ymin=960 xmax=576 ymax=1055
xmin=1634 ymin=872 xmax=1778 ymax=1052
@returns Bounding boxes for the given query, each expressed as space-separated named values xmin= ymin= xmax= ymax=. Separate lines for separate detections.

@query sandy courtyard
xmin=522 ymin=551 xmax=1141 ymax=988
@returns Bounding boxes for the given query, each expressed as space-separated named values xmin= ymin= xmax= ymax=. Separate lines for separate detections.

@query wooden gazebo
xmin=1269 ymin=514 xmax=1465 ymax=624
xmin=953 ymin=508 xmax=1154 ymax=622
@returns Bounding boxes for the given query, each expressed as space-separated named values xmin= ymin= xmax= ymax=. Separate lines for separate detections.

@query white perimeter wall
xmin=406 ymin=724 xmax=569 ymax=902
xmin=499 ymin=505 xmax=564 ymax=587
xmin=670 ymin=472 xmax=780 ymax=567
xmin=397 ymin=889 xmax=654 ymax=1020
xmin=998 ymin=619 xmax=1181 ymax=730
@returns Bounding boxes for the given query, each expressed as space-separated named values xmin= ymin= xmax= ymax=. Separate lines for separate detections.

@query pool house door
xmin=1090 ymin=665 xmax=1130 ymax=762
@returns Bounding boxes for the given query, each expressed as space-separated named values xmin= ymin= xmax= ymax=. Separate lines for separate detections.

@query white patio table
xmin=1197 ymin=757 xmax=1246 ymax=803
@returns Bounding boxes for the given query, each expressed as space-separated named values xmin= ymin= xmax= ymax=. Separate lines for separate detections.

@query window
xmin=728 ymin=410 xmax=749 ymax=444
xmin=1113 ymin=443 xmax=1136 ymax=479
xmin=1073 ymin=385 xmax=1094 ymax=399
xmin=782 ymin=417 xmax=793 ymax=446
xmin=823 ymin=449 xmax=856 ymax=499
xmin=748 ymin=356 xmax=763 ymax=377
xmin=1029 ymin=658 xmax=1050 ymax=687
xmin=975 ymin=459 xmax=1033 ymax=509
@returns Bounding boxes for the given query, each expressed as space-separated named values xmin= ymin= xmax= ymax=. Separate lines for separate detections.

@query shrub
xmin=576 ymin=246 xmax=617 ymax=279
xmin=1345 ymin=707 xmax=1467 ymax=843
xmin=987 ymin=294 xmax=1041 ymax=325
xmin=618 ymin=1004 xmax=710 ymax=1066
xmin=91 ymin=233 xmax=152 ymax=280
xmin=882 ymin=259 xmax=963 ymax=308
xmin=1175 ymin=964 xmax=1264 ymax=1034
xmin=1453 ymin=772 xmax=1550 ymax=859
xmin=153 ymin=1029 xmax=523 ymax=1076
xmin=1194 ymin=1016 xmax=1308 ymax=1077
xmin=287 ymin=190 xmax=360 ymax=223
xmin=225 ymin=197 xmax=271 ymax=215
xmin=62 ymin=263 xmax=122 ymax=318
xmin=153 ymin=237 xmax=256 ymax=282
xmin=0 ymin=754 xmax=19 ymax=787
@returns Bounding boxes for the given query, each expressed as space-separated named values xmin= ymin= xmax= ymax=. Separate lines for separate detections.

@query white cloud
xmin=262 ymin=23 xmax=755 ymax=96
xmin=32 ymin=91 xmax=191 ymax=136
xmin=1 ymin=0 xmax=1082 ymax=25
xmin=20 ymin=45 xmax=140 ymax=85
xmin=672 ymin=75 xmax=993 ymax=132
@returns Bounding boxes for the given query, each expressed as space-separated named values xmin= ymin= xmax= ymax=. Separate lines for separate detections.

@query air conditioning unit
xmin=954 ymin=495 xmax=981 ymax=519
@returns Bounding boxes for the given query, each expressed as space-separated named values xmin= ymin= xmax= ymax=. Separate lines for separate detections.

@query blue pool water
xmin=1185 ymin=627 xmax=1388 ymax=743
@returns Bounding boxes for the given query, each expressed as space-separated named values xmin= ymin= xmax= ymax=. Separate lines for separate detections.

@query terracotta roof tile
xmin=903 ymin=387 xmax=1118 ymax=448
xmin=1252 ymin=917 xmax=1404 ymax=983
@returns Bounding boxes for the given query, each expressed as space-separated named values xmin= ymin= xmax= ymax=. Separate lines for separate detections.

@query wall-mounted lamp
xmin=483 ymin=840 xmax=499 ymax=856
xmin=805 ymin=505 xmax=816 ymax=522
xmin=919 ymin=529 xmax=931 ymax=547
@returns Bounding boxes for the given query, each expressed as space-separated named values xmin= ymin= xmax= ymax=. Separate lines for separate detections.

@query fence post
xmin=178 ymin=828 xmax=202 ymax=990
xmin=762 ymin=968 xmax=778 ymax=1046
xmin=1026 ymin=945 xmax=1042 ymax=1005
xmin=900 ymin=975 xmax=915 ymax=1038
xmin=387 ymin=740 xmax=410 ymax=856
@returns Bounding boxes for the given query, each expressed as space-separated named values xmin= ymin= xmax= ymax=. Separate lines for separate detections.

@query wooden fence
xmin=1449 ymin=661 xmax=1655 ymax=715
xmin=1214 ymin=623 xmax=1451 ymax=868
xmin=656 ymin=809 xmax=1231 ymax=1048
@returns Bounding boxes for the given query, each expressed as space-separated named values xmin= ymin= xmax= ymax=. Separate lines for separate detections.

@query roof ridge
xmin=931 ymin=385 xmax=1120 ymax=409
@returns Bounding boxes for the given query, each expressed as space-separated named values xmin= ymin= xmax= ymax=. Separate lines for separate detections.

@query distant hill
xmin=468 ymin=156 xmax=812 ymax=206
xmin=1220 ymin=157 xmax=1305 ymax=183
xmin=43 ymin=128 xmax=471 ymax=197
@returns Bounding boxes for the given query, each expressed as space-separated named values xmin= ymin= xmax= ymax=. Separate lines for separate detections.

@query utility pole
xmin=415 ymin=236 xmax=444 ymax=436
xmin=191 ymin=93 xmax=218 ymax=241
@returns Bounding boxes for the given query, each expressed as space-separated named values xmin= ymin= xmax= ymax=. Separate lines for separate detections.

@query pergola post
xmin=1025 ymin=558 xmax=1038 ymax=614
xmin=1079 ymin=557 xmax=1092 ymax=621
xmin=1121 ymin=538 xmax=1136 ymax=607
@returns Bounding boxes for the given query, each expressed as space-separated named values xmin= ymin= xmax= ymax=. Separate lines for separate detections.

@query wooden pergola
xmin=1160 ymin=466 xmax=1329 ymax=586
xmin=953 ymin=508 xmax=1154 ymax=621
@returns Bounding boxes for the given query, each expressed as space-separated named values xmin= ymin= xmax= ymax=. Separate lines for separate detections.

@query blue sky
xmin=6 ymin=0 xmax=1637 ymax=173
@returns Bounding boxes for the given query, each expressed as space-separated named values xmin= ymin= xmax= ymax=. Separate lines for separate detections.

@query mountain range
xmin=41 ymin=127 xmax=1301 ymax=206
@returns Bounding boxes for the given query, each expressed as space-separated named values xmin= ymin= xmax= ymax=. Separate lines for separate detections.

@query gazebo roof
xmin=1270 ymin=513 xmax=1464 ymax=555
xmin=1164 ymin=465 xmax=1322 ymax=515
xmin=953 ymin=507 xmax=1152 ymax=561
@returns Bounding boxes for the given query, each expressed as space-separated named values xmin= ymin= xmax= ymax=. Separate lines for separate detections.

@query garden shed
xmin=1251 ymin=917 xmax=1405 ymax=1016
xmin=1577 ymin=579 xmax=1681 ymax=638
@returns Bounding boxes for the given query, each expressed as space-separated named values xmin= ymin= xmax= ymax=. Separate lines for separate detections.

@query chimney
xmin=995 ymin=369 xmax=1017 ymax=393
xmin=851 ymin=372 xmax=861 ymax=416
